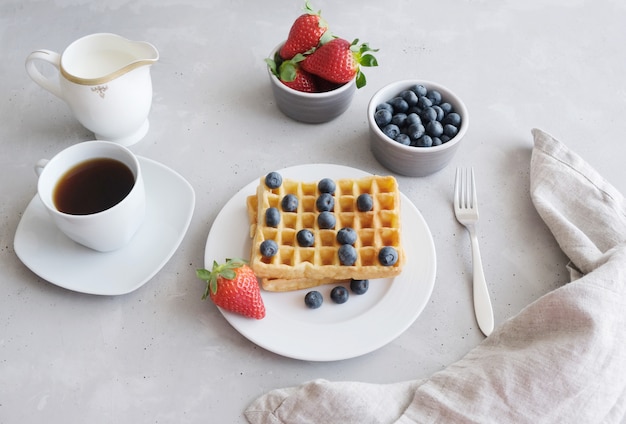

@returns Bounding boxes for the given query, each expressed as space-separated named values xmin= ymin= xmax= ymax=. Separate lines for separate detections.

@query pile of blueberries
xmin=374 ymin=84 xmax=462 ymax=147
xmin=260 ymin=173 xmax=382 ymax=264
xmin=260 ymin=173 xmax=399 ymax=268
xmin=305 ymin=279 xmax=369 ymax=309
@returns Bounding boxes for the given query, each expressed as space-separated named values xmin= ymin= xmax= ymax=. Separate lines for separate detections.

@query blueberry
xmin=378 ymin=246 xmax=399 ymax=266
xmin=391 ymin=112 xmax=407 ymax=127
xmin=304 ymin=291 xmax=323 ymax=309
xmin=260 ymin=239 xmax=278 ymax=257
xmin=318 ymin=211 xmax=336 ymax=229
xmin=406 ymin=113 xmax=422 ymax=127
xmin=350 ymin=279 xmax=369 ymax=295
xmin=265 ymin=172 xmax=282 ymax=189
xmin=432 ymin=105 xmax=445 ymax=121
xmin=439 ymin=102 xmax=453 ymax=114
xmin=376 ymin=102 xmax=394 ymax=113
xmin=374 ymin=109 xmax=392 ymax=127
xmin=337 ymin=227 xmax=357 ymax=245
xmin=432 ymin=137 xmax=443 ymax=146
xmin=415 ymin=135 xmax=433 ymax=147
xmin=395 ymin=133 xmax=411 ymax=146
xmin=407 ymin=123 xmax=425 ymax=140
xmin=426 ymin=120 xmax=444 ymax=137
xmin=417 ymin=96 xmax=432 ymax=109
xmin=356 ymin=193 xmax=373 ymax=212
xmin=318 ymin=178 xmax=336 ymax=194
xmin=382 ymin=124 xmax=401 ymax=140
xmin=443 ymin=124 xmax=459 ymax=138
xmin=421 ymin=107 xmax=437 ymax=122
xmin=330 ymin=286 xmax=349 ymax=304
xmin=297 ymin=229 xmax=315 ymax=247
xmin=281 ymin=194 xmax=298 ymax=212
xmin=316 ymin=193 xmax=334 ymax=212
xmin=441 ymin=135 xmax=451 ymax=143
xmin=411 ymin=84 xmax=428 ymax=97
xmin=426 ymin=89 xmax=442 ymax=105
xmin=265 ymin=207 xmax=280 ymax=227
xmin=338 ymin=245 xmax=357 ymax=265
xmin=442 ymin=112 xmax=462 ymax=127
xmin=400 ymin=90 xmax=418 ymax=106
xmin=388 ymin=97 xmax=409 ymax=113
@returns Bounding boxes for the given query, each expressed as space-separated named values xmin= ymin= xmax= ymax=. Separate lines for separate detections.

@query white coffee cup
xmin=35 ymin=140 xmax=146 ymax=252
xmin=25 ymin=33 xmax=159 ymax=146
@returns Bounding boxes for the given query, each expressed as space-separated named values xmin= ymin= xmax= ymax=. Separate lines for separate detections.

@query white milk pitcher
xmin=26 ymin=33 xmax=159 ymax=146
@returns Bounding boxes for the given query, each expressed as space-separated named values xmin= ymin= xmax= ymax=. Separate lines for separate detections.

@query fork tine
xmin=470 ymin=167 xmax=477 ymax=210
xmin=454 ymin=167 xmax=478 ymax=211
xmin=455 ymin=167 xmax=470 ymax=209
xmin=454 ymin=167 xmax=461 ymax=209
xmin=462 ymin=168 xmax=469 ymax=209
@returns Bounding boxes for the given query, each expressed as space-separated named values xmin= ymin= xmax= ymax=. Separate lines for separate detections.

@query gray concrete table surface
xmin=1 ymin=1 xmax=625 ymax=422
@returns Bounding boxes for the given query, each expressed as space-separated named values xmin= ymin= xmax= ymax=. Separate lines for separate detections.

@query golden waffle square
xmin=247 ymin=174 xmax=405 ymax=291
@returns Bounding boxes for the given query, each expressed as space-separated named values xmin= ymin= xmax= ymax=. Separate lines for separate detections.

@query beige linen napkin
xmin=245 ymin=129 xmax=626 ymax=424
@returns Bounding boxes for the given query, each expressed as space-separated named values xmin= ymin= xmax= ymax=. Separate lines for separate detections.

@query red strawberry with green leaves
xmin=266 ymin=54 xmax=319 ymax=93
xmin=279 ymin=1 xmax=332 ymax=60
xmin=301 ymin=38 xmax=378 ymax=89
xmin=196 ymin=258 xmax=266 ymax=319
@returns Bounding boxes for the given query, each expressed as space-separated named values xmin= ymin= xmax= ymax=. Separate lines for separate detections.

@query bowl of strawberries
xmin=266 ymin=2 xmax=378 ymax=124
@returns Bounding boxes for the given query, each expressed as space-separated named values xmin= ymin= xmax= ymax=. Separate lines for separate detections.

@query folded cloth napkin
xmin=245 ymin=128 xmax=626 ymax=424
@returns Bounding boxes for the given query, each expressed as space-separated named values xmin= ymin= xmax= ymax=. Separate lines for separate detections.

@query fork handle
xmin=469 ymin=231 xmax=495 ymax=336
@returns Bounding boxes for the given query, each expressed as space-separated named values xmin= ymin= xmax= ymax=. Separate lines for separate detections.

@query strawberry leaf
xmin=319 ymin=30 xmax=335 ymax=46
xmin=355 ymin=69 xmax=367 ymax=89
xmin=196 ymin=268 xmax=212 ymax=280
xmin=196 ymin=266 xmax=217 ymax=299
xmin=360 ymin=54 xmax=378 ymax=68
xmin=304 ymin=0 xmax=318 ymax=15
xmin=265 ymin=58 xmax=278 ymax=77
xmin=225 ymin=258 xmax=247 ymax=266
xmin=358 ymin=42 xmax=379 ymax=56
xmin=220 ymin=268 xmax=237 ymax=280
xmin=277 ymin=55 xmax=306 ymax=82
xmin=279 ymin=61 xmax=297 ymax=82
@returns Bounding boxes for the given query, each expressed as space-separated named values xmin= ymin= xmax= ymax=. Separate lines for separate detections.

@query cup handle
xmin=25 ymin=50 xmax=63 ymax=99
xmin=34 ymin=159 xmax=49 ymax=177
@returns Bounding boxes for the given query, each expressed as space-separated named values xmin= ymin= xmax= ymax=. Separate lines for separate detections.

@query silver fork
xmin=454 ymin=167 xmax=494 ymax=336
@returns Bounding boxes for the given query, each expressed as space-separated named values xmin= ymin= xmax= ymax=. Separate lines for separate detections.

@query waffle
xmin=247 ymin=174 xmax=405 ymax=291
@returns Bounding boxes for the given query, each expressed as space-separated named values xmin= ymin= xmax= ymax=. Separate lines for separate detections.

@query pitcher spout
xmin=59 ymin=33 xmax=159 ymax=86
xmin=125 ymin=39 xmax=160 ymax=69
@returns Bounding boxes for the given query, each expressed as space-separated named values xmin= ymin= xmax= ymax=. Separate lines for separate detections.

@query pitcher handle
xmin=25 ymin=50 xmax=63 ymax=99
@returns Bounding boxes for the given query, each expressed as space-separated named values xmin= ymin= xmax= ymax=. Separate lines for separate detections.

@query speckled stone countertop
xmin=1 ymin=1 xmax=625 ymax=422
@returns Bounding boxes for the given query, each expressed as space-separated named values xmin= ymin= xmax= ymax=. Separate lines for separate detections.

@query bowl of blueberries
xmin=367 ymin=79 xmax=469 ymax=177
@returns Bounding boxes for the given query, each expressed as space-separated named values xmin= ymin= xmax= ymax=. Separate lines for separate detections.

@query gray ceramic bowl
xmin=267 ymin=43 xmax=356 ymax=124
xmin=368 ymin=79 xmax=469 ymax=177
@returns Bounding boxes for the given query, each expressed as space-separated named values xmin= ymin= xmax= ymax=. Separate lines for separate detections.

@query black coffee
xmin=53 ymin=158 xmax=135 ymax=215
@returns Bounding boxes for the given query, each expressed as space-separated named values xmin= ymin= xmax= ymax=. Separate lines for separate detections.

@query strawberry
xmin=301 ymin=38 xmax=378 ymax=89
xmin=279 ymin=1 xmax=331 ymax=60
xmin=266 ymin=54 xmax=319 ymax=93
xmin=281 ymin=67 xmax=318 ymax=92
xmin=313 ymin=75 xmax=343 ymax=93
xmin=196 ymin=258 xmax=266 ymax=320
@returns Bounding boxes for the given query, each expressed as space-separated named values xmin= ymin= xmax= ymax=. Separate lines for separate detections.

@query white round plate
xmin=203 ymin=164 xmax=436 ymax=361
xmin=14 ymin=157 xmax=195 ymax=295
